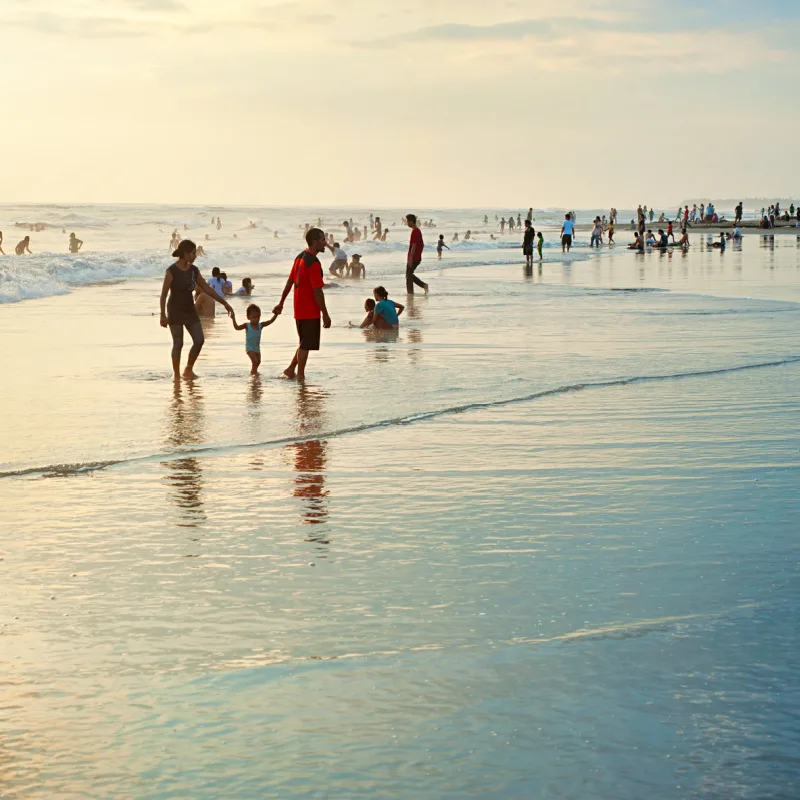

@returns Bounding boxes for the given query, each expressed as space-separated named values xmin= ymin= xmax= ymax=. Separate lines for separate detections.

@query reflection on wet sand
xmin=163 ymin=381 xmax=206 ymax=529
xmin=286 ymin=385 xmax=330 ymax=544
xmin=407 ymin=327 xmax=423 ymax=365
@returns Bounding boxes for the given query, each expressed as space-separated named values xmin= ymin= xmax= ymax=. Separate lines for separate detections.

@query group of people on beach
xmin=160 ymin=215 xmax=428 ymax=382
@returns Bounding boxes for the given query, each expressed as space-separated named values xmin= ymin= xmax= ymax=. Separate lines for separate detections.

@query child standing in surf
xmin=231 ymin=303 xmax=278 ymax=375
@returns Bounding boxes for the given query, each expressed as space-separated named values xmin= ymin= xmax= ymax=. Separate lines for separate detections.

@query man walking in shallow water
xmin=405 ymin=213 xmax=428 ymax=295
xmin=273 ymin=227 xmax=331 ymax=381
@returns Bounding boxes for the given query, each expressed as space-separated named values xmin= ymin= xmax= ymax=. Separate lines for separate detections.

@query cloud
xmin=7 ymin=13 xmax=153 ymax=38
xmin=124 ymin=0 xmax=187 ymax=10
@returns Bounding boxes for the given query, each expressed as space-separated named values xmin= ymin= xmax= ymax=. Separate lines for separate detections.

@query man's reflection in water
xmin=287 ymin=385 xmax=330 ymax=551
xmin=163 ymin=381 xmax=206 ymax=529
xmin=407 ymin=327 xmax=423 ymax=365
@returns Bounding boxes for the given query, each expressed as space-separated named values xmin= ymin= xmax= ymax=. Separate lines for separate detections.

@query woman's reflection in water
xmin=287 ymin=385 xmax=330 ymax=551
xmin=163 ymin=381 xmax=207 ymax=530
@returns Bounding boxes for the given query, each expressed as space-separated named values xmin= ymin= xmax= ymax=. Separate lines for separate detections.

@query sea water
xmin=0 ymin=204 xmax=798 ymax=798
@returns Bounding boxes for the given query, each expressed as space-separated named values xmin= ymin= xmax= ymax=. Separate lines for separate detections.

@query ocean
xmin=1 ymin=203 xmax=798 ymax=798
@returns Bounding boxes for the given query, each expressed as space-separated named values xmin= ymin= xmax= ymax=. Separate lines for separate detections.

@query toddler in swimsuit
xmin=231 ymin=303 xmax=278 ymax=375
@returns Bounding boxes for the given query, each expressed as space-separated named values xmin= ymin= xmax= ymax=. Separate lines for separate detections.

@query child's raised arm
xmin=359 ymin=311 xmax=374 ymax=329
xmin=231 ymin=313 xmax=247 ymax=331
xmin=260 ymin=313 xmax=279 ymax=329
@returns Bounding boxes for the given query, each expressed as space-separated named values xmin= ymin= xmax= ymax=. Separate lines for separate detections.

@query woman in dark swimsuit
xmin=159 ymin=240 xmax=232 ymax=380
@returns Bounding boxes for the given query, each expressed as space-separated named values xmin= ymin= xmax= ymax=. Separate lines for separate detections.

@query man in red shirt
xmin=405 ymin=213 xmax=428 ymax=295
xmin=273 ymin=227 xmax=331 ymax=380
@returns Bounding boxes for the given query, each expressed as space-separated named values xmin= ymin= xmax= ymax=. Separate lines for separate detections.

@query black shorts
xmin=523 ymin=245 xmax=533 ymax=256
xmin=296 ymin=318 xmax=321 ymax=351
xmin=562 ymin=234 xmax=572 ymax=246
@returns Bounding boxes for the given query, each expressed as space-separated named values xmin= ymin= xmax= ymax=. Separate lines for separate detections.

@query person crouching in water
xmin=372 ymin=286 xmax=405 ymax=329
xmin=350 ymin=298 xmax=376 ymax=328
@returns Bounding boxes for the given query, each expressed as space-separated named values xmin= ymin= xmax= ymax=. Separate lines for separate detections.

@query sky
xmin=2 ymin=0 xmax=799 ymax=208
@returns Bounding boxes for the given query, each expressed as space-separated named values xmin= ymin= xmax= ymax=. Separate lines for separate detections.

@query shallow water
xmin=1 ymin=209 xmax=799 ymax=798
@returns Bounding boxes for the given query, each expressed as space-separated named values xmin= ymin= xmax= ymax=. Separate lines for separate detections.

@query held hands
xmin=272 ymin=303 xmax=284 ymax=316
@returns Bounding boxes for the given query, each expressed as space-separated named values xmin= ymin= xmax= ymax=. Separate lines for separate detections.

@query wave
xmin=0 ymin=247 xmax=285 ymax=304
xmin=3 ymin=354 xmax=797 ymax=480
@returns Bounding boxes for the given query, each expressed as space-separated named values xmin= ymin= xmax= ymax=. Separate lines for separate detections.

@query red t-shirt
xmin=290 ymin=250 xmax=324 ymax=319
xmin=408 ymin=227 xmax=424 ymax=264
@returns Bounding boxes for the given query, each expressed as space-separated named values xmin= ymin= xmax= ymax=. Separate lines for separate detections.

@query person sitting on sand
xmin=645 ymin=230 xmax=656 ymax=246
xmin=732 ymin=225 xmax=742 ymax=239
xmin=350 ymin=298 xmax=376 ymax=329
xmin=710 ymin=232 xmax=727 ymax=250
xmin=15 ymin=236 xmax=32 ymax=255
xmin=236 ymin=277 xmax=254 ymax=296
xmin=372 ymin=286 xmax=404 ymax=329
xmin=654 ymin=229 xmax=669 ymax=248
xmin=68 ymin=233 xmax=83 ymax=253
xmin=678 ymin=228 xmax=690 ymax=248
xmin=348 ymin=254 xmax=365 ymax=279
xmin=629 ymin=232 xmax=644 ymax=249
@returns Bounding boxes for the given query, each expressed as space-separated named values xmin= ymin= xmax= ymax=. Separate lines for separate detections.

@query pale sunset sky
xmin=2 ymin=0 xmax=798 ymax=207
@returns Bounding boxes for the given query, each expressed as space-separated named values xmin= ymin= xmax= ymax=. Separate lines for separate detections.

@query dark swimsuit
xmin=166 ymin=263 xmax=200 ymax=326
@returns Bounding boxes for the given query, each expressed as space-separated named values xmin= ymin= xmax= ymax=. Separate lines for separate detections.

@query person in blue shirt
xmin=231 ymin=303 xmax=278 ymax=375
xmin=560 ymin=213 xmax=575 ymax=253
xmin=372 ymin=286 xmax=405 ymax=329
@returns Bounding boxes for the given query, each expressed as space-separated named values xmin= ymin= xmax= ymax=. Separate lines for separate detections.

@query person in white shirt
xmin=327 ymin=241 xmax=348 ymax=276
xmin=561 ymin=213 xmax=575 ymax=253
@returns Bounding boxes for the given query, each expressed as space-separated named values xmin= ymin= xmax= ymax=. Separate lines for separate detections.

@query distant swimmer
xmin=508 ymin=216 xmax=515 ymax=232
xmin=373 ymin=216 xmax=383 ymax=240
xmin=15 ymin=236 xmax=32 ymax=255
xmin=235 ymin=277 xmax=254 ymax=296
xmin=500 ymin=218 xmax=506 ymax=234
xmin=525 ymin=208 xmax=533 ymax=223
xmin=342 ymin=219 xmax=354 ymax=243
xmin=608 ymin=220 xmax=615 ymax=244
xmin=380 ymin=228 xmax=388 ymax=242
xmin=327 ymin=241 xmax=348 ymax=277
xmin=196 ymin=245 xmax=206 ymax=257
xmin=464 ymin=230 xmax=472 ymax=240
xmin=484 ymin=215 xmax=488 ymax=224
xmin=516 ymin=214 xmax=522 ymax=228
xmin=348 ymin=254 xmax=365 ymax=279
xmin=437 ymin=234 xmax=449 ymax=259
xmin=523 ymin=219 xmax=535 ymax=267
xmin=560 ymin=214 xmax=574 ymax=253
xmin=452 ymin=232 xmax=459 ymax=242
xmin=68 ymin=232 xmax=84 ymax=253
xmin=216 ymin=217 xmax=222 ymax=230
xmin=372 ymin=286 xmax=404 ymax=329
xmin=0 ymin=231 xmax=5 ymax=255
xmin=274 ymin=231 xmax=280 ymax=238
